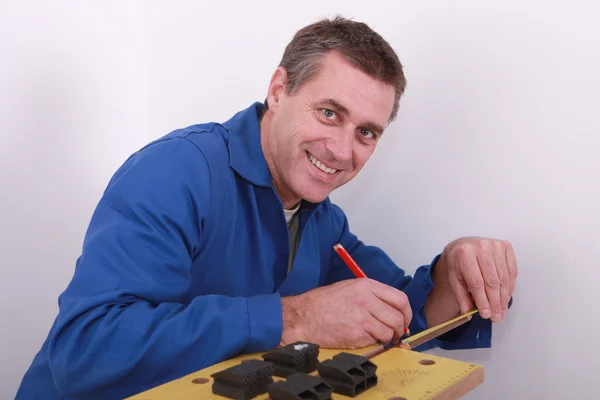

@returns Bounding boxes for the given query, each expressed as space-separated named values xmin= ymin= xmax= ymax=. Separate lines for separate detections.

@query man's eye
xmin=322 ymin=108 xmax=336 ymax=119
xmin=360 ymin=129 xmax=374 ymax=138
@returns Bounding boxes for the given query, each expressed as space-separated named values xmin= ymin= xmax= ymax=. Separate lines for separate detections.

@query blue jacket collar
xmin=224 ymin=102 xmax=273 ymax=188
xmin=223 ymin=102 xmax=323 ymax=213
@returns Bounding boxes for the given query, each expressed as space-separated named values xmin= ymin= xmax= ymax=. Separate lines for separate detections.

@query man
xmin=16 ymin=16 xmax=517 ymax=400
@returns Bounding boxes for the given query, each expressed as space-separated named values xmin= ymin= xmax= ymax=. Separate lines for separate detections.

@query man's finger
xmin=348 ymin=326 xmax=378 ymax=349
xmin=493 ymin=243 xmax=510 ymax=319
xmin=371 ymin=284 xmax=413 ymax=329
xmin=447 ymin=265 xmax=473 ymax=314
xmin=458 ymin=255 xmax=491 ymax=319
xmin=477 ymin=252 xmax=502 ymax=322
xmin=364 ymin=314 xmax=396 ymax=344
xmin=369 ymin=301 xmax=406 ymax=343
xmin=505 ymin=241 xmax=518 ymax=298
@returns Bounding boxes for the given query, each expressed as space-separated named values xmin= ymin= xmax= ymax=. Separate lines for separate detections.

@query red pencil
xmin=333 ymin=243 xmax=367 ymax=278
xmin=333 ymin=243 xmax=409 ymax=336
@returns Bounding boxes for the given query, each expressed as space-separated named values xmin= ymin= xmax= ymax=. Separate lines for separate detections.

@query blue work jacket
xmin=16 ymin=102 xmax=491 ymax=400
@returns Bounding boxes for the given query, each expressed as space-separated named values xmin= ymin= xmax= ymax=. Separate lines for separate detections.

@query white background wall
xmin=2 ymin=1 xmax=599 ymax=399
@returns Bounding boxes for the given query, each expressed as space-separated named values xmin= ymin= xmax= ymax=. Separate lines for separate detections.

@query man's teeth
xmin=308 ymin=153 xmax=337 ymax=174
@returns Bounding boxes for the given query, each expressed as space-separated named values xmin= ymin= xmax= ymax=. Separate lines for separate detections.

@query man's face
xmin=261 ymin=51 xmax=396 ymax=208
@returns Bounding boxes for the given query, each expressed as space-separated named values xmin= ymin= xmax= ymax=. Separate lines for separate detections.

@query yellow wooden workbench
xmin=126 ymin=343 xmax=483 ymax=400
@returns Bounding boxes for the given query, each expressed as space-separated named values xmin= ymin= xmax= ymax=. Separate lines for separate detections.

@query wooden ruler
xmin=127 ymin=309 xmax=483 ymax=400
xmin=363 ymin=308 xmax=479 ymax=358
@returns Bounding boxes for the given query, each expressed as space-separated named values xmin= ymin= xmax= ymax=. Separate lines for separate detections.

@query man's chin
xmin=298 ymin=188 xmax=334 ymax=204
xmin=292 ymin=176 xmax=343 ymax=204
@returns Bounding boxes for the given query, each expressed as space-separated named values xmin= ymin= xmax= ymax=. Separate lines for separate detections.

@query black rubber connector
xmin=262 ymin=341 xmax=320 ymax=377
xmin=317 ymin=352 xmax=378 ymax=397
xmin=210 ymin=359 xmax=274 ymax=399
xmin=268 ymin=372 xmax=333 ymax=400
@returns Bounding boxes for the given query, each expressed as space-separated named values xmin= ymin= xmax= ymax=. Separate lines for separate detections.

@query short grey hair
xmin=265 ymin=15 xmax=406 ymax=122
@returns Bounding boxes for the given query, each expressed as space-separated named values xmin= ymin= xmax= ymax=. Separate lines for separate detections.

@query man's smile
xmin=306 ymin=151 xmax=338 ymax=174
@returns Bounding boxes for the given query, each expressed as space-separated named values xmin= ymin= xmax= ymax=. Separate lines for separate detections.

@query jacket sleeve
xmin=47 ymin=137 xmax=282 ymax=399
xmin=323 ymin=203 xmax=492 ymax=352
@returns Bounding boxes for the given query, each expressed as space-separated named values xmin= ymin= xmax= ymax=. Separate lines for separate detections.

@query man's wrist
xmin=424 ymin=254 xmax=460 ymax=326
xmin=432 ymin=253 xmax=452 ymax=286
xmin=280 ymin=295 xmax=306 ymax=347
xmin=440 ymin=258 xmax=460 ymax=315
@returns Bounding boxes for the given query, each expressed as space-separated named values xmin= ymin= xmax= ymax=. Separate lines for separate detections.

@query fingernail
xmin=404 ymin=327 xmax=410 ymax=335
xmin=502 ymin=310 xmax=507 ymax=319
xmin=492 ymin=314 xmax=501 ymax=322
xmin=481 ymin=309 xmax=491 ymax=318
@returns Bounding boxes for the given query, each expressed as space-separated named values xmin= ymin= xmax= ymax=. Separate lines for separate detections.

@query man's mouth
xmin=306 ymin=151 xmax=338 ymax=174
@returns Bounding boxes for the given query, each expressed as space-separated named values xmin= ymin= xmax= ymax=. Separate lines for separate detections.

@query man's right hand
xmin=280 ymin=278 xmax=412 ymax=349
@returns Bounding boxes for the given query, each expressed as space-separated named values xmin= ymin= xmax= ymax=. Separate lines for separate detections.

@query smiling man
xmin=260 ymin=50 xmax=391 ymax=208
xmin=16 ymin=16 xmax=518 ymax=400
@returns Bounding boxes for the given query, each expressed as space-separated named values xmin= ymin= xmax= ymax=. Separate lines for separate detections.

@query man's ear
xmin=265 ymin=67 xmax=288 ymax=111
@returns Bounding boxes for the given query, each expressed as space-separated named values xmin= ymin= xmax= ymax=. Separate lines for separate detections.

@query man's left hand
xmin=439 ymin=237 xmax=518 ymax=323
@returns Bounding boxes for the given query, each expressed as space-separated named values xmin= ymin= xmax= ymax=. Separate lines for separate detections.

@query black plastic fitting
xmin=210 ymin=359 xmax=274 ymax=399
xmin=262 ymin=341 xmax=320 ymax=377
xmin=268 ymin=371 xmax=333 ymax=400
xmin=317 ymin=352 xmax=378 ymax=397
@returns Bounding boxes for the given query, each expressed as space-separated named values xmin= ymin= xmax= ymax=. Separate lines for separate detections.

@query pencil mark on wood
xmin=375 ymin=367 xmax=431 ymax=394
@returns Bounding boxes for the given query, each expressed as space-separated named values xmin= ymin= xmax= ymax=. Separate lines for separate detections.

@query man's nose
xmin=326 ymin=128 xmax=353 ymax=163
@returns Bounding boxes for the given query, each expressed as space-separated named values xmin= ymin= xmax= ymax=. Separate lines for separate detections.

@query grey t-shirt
xmin=284 ymin=204 xmax=301 ymax=274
